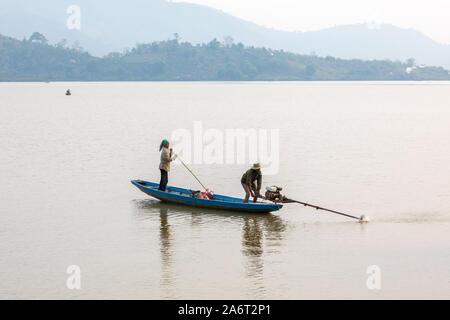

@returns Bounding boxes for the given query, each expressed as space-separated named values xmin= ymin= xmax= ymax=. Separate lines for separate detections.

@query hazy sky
xmin=173 ymin=0 xmax=450 ymax=44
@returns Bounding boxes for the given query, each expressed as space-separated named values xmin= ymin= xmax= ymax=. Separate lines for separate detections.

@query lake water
xmin=0 ymin=82 xmax=449 ymax=299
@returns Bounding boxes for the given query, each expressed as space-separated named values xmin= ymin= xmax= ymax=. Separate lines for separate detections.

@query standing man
xmin=158 ymin=139 xmax=177 ymax=191
xmin=241 ymin=163 xmax=262 ymax=203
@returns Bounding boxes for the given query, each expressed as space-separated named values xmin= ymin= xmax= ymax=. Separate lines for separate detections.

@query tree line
xmin=1 ymin=32 xmax=449 ymax=81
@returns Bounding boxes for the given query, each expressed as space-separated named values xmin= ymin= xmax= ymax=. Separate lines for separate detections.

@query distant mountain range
xmin=2 ymin=0 xmax=450 ymax=69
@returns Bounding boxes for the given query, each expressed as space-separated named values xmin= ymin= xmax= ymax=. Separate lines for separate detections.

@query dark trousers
xmin=158 ymin=169 xmax=168 ymax=191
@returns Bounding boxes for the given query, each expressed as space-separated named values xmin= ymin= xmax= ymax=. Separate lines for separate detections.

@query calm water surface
xmin=0 ymin=82 xmax=449 ymax=299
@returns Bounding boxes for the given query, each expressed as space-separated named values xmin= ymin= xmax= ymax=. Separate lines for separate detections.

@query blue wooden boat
xmin=131 ymin=180 xmax=283 ymax=213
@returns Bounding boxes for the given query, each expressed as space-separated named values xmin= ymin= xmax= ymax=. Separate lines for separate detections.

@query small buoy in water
xmin=359 ymin=215 xmax=370 ymax=223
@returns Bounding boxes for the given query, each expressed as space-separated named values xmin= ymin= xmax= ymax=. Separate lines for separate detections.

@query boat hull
xmin=131 ymin=180 xmax=282 ymax=213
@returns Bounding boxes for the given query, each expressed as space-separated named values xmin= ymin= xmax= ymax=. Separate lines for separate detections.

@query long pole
xmin=176 ymin=156 xmax=208 ymax=191
xmin=260 ymin=196 xmax=367 ymax=222
xmin=288 ymin=199 xmax=363 ymax=221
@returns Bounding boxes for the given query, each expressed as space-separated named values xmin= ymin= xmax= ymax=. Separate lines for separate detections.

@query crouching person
xmin=241 ymin=163 xmax=262 ymax=203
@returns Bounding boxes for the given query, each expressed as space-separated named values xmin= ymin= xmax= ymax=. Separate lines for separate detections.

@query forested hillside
xmin=1 ymin=33 xmax=449 ymax=81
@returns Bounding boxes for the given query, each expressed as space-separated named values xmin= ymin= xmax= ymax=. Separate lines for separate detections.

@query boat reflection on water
xmin=241 ymin=213 xmax=287 ymax=296
xmin=133 ymin=199 xmax=287 ymax=297
xmin=158 ymin=205 xmax=172 ymax=292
